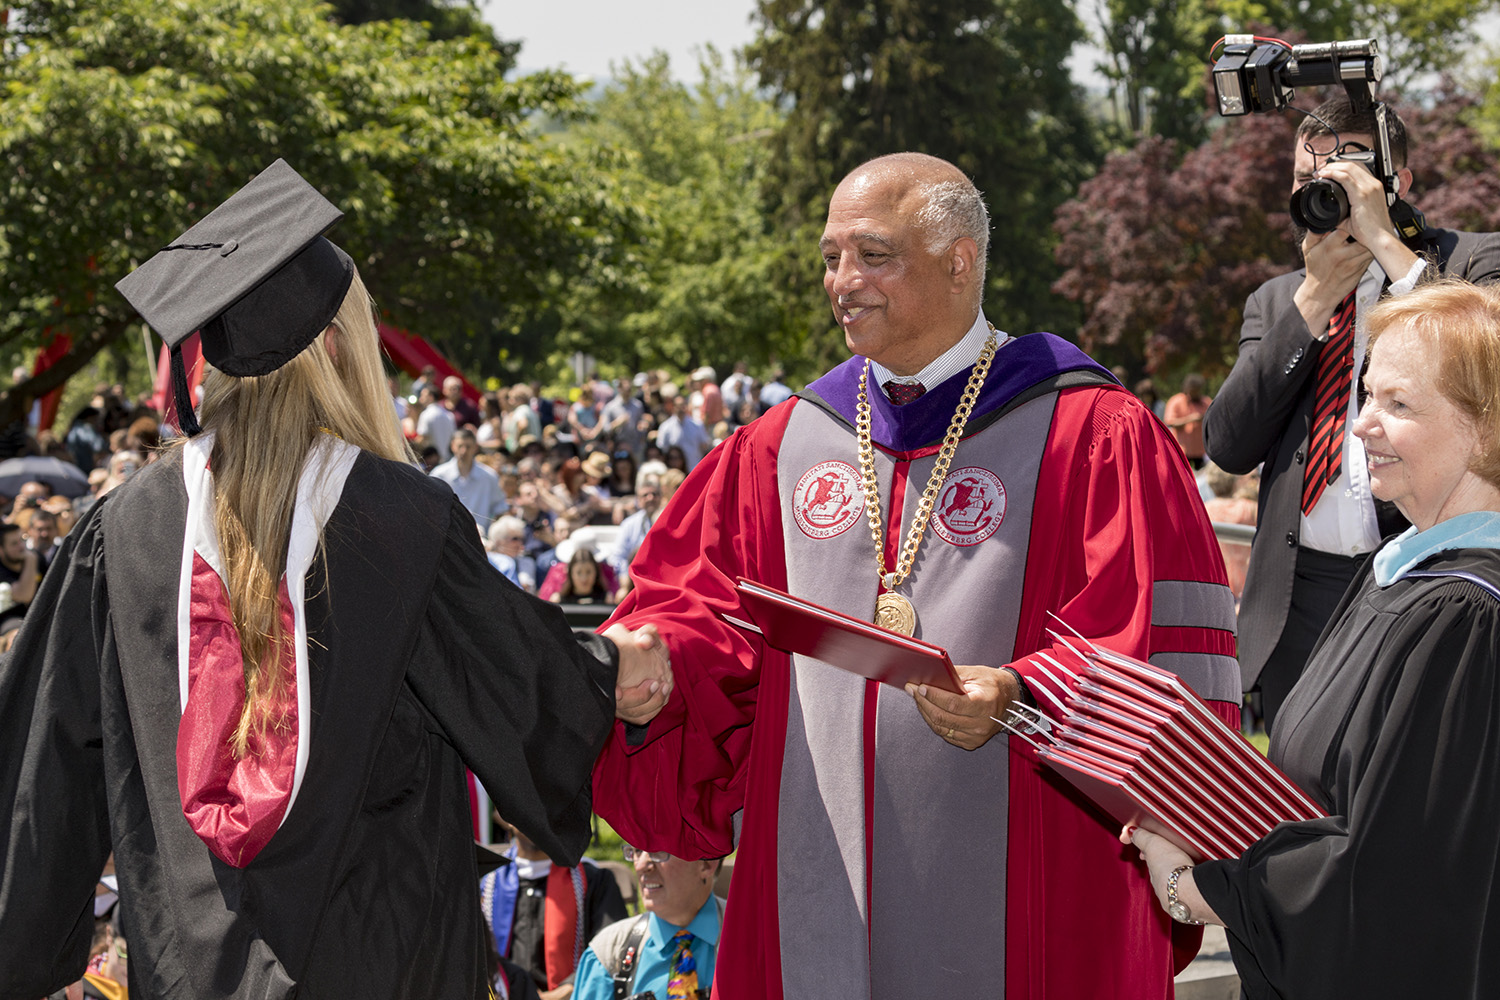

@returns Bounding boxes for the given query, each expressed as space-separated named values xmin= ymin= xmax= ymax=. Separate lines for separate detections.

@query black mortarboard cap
xmin=115 ymin=159 xmax=354 ymax=380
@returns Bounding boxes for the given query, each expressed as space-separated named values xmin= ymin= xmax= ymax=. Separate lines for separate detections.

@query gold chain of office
xmin=855 ymin=328 xmax=998 ymax=636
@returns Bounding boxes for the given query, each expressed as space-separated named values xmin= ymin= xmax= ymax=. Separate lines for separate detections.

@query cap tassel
xmin=171 ymin=345 xmax=203 ymax=436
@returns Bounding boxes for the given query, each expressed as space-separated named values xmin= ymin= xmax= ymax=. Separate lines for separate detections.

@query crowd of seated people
xmin=398 ymin=366 xmax=775 ymax=605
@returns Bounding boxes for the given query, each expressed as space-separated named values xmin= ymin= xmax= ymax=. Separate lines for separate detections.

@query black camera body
xmin=1211 ymin=35 xmax=1422 ymax=240
xmin=1293 ymin=146 xmax=1378 ymax=234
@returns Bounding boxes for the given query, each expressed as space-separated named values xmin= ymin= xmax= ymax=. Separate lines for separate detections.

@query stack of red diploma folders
xmin=1010 ymin=636 xmax=1324 ymax=863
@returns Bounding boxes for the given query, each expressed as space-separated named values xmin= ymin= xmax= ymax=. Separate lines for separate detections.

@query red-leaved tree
xmin=1051 ymin=112 xmax=1298 ymax=378
xmin=1405 ymin=82 xmax=1500 ymax=235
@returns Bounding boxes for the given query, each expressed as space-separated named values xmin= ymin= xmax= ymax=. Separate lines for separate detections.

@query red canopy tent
xmin=377 ymin=323 xmax=480 ymax=403
xmin=32 ymin=331 xmax=73 ymax=432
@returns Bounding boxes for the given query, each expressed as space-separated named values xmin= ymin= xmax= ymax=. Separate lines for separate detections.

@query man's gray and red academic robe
xmin=594 ymin=331 xmax=1240 ymax=1000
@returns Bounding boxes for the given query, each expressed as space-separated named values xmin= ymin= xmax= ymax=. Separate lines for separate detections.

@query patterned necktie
xmin=884 ymin=380 xmax=926 ymax=405
xmin=666 ymin=929 xmax=699 ymax=999
xmin=1301 ymin=291 xmax=1359 ymax=516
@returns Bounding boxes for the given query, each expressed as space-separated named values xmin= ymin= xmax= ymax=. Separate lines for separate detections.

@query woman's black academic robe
xmin=1195 ymin=548 xmax=1500 ymax=999
xmin=0 ymin=449 xmax=617 ymax=999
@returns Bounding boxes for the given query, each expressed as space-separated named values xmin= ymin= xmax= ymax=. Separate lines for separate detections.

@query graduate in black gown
xmin=0 ymin=161 xmax=671 ymax=1000
xmin=1127 ymin=279 xmax=1500 ymax=998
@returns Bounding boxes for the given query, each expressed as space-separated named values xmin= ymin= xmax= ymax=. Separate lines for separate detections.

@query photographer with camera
xmin=571 ymin=846 xmax=723 ymax=1000
xmin=1205 ymin=96 xmax=1500 ymax=733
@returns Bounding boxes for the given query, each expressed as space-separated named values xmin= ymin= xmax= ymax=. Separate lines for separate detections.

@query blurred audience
xmin=1164 ymin=373 xmax=1213 ymax=470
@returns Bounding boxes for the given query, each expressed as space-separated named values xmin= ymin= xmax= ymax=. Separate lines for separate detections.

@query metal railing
xmin=1212 ymin=521 xmax=1255 ymax=544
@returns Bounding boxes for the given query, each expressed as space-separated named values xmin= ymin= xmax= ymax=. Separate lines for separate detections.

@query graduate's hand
xmin=605 ymin=622 xmax=673 ymax=726
xmin=905 ymin=664 xmax=1020 ymax=750
xmin=1120 ymin=826 xmax=1225 ymax=927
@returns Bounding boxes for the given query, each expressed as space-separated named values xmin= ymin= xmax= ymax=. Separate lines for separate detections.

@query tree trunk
xmin=0 ymin=318 xmax=132 ymax=428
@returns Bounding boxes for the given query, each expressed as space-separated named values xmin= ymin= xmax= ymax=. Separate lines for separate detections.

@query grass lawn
xmin=585 ymin=814 xmax=626 ymax=863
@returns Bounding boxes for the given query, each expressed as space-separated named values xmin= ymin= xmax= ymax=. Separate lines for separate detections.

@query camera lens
xmin=1289 ymin=180 xmax=1349 ymax=234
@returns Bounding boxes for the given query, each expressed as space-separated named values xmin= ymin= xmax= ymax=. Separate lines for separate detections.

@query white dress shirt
xmin=431 ymin=458 xmax=508 ymax=529
xmin=870 ymin=312 xmax=1013 ymax=400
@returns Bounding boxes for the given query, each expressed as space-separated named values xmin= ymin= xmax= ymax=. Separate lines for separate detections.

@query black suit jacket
xmin=1205 ymin=226 xmax=1500 ymax=690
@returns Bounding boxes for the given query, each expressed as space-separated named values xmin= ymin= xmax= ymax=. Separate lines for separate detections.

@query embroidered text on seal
xmin=932 ymin=467 xmax=1005 ymax=546
xmin=792 ymin=461 xmax=863 ymax=539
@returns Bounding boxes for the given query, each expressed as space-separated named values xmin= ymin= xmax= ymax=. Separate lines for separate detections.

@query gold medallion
xmin=875 ymin=591 xmax=918 ymax=636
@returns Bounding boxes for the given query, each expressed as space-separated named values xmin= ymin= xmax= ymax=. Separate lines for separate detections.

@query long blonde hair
xmin=197 ymin=268 xmax=412 ymax=756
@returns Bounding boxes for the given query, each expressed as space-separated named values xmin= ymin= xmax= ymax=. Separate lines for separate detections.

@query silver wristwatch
xmin=1167 ymin=864 xmax=1203 ymax=925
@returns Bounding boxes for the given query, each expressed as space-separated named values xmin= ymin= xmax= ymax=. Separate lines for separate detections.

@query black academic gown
xmin=504 ymin=858 xmax=628 ymax=990
xmin=0 ymin=449 xmax=618 ymax=1000
xmin=1194 ymin=548 xmax=1500 ymax=999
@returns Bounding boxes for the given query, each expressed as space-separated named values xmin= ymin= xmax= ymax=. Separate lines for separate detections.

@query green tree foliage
xmin=1402 ymin=81 xmax=1500 ymax=234
xmin=1474 ymin=58 xmax=1500 ymax=155
xmin=0 ymin=0 xmax=635 ymax=424
xmin=747 ymin=0 xmax=1101 ymax=354
xmin=1091 ymin=0 xmax=1219 ymax=143
xmin=1211 ymin=0 xmax=1499 ymax=90
xmin=557 ymin=49 xmax=801 ymax=375
xmin=323 ymin=0 xmax=519 ymax=67
xmin=1051 ymin=88 xmax=1500 ymax=380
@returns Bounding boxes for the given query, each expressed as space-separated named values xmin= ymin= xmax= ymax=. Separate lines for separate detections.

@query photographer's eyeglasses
xmin=622 ymin=845 xmax=671 ymax=864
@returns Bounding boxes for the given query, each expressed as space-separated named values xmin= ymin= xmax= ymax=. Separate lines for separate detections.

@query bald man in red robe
xmin=594 ymin=153 xmax=1240 ymax=999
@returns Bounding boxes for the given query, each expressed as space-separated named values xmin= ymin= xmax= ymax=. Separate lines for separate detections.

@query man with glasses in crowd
xmin=609 ymin=473 xmax=663 ymax=591
xmin=571 ymin=845 xmax=723 ymax=1000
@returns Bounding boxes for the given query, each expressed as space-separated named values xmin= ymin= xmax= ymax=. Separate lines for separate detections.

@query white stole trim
xmin=177 ymin=432 xmax=360 ymax=827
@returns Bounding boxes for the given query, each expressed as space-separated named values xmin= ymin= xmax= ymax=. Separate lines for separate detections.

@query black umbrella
xmin=0 ymin=456 xmax=91 ymax=499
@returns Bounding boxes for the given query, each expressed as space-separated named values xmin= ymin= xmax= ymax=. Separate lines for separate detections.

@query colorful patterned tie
xmin=883 ymin=380 xmax=926 ymax=405
xmin=1301 ymin=291 xmax=1359 ymax=516
xmin=666 ymin=929 xmax=699 ymax=1000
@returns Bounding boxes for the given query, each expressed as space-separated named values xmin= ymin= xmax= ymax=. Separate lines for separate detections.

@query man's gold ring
xmin=945 ymin=727 xmax=955 ymax=739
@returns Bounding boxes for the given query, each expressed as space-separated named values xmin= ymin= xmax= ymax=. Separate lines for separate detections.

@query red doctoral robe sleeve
xmin=591 ymin=401 xmax=795 ymax=862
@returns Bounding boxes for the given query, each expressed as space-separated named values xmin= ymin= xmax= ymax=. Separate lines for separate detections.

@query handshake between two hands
xmin=603 ymin=623 xmax=673 ymax=726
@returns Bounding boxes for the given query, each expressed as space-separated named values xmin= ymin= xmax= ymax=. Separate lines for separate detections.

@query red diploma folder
xmin=727 ymin=578 xmax=964 ymax=693
xmin=1009 ymin=637 xmax=1325 ymax=862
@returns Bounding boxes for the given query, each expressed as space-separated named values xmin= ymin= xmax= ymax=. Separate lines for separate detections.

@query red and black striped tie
xmin=1301 ymin=291 xmax=1359 ymax=516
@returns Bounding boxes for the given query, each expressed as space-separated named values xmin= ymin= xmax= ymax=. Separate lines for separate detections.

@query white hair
xmin=912 ymin=178 xmax=990 ymax=288
xmin=635 ymin=468 xmax=663 ymax=494
xmin=486 ymin=514 xmax=526 ymax=549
